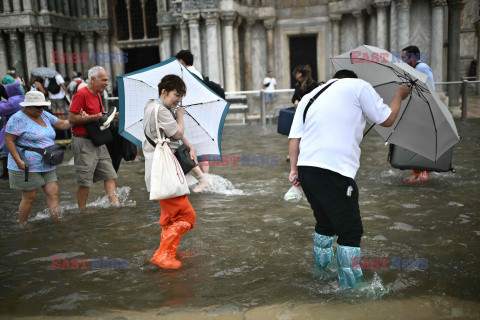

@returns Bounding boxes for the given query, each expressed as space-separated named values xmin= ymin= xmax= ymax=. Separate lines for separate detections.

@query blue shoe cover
xmin=337 ymin=245 xmax=363 ymax=287
xmin=313 ymin=233 xmax=334 ymax=268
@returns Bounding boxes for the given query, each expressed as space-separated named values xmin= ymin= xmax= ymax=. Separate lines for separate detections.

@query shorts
xmin=158 ymin=195 xmax=196 ymax=228
xmin=9 ymin=169 xmax=57 ymax=191
xmin=50 ymin=98 xmax=67 ymax=114
xmin=265 ymin=92 xmax=275 ymax=102
xmin=72 ymin=136 xmax=118 ymax=187
xmin=298 ymin=166 xmax=363 ymax=247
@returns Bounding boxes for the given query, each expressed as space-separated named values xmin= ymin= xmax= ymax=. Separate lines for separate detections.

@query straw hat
xmin=20 ymin=91 xmax=51 ymax=107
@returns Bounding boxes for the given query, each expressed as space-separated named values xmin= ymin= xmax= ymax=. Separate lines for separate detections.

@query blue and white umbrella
xmin=117 ymin=58 xmax=230 ymax=161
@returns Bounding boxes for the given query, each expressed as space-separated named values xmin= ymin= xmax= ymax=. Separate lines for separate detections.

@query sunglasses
xmin=33 ymin=105 xmax=46 ymax=109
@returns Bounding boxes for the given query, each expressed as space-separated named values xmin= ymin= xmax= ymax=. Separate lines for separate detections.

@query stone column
xmin=23 ymin=0 xmax=33 ymax=13
xmin=233 ymin=17 xmax=242 ymax=90
xmin=44 ymin=30 xmax=55 ymax=69
xmin=264 ymin=18 xmax=275 ymax=72
xmin=7 ymin=30 xmax=25 ymax=79
xmin=475 ymin=19 xmax=480 ymax=94
xmin=244 ymin=18 xmax=255 ymax=90
xmin=366 ymin=6 xmax=377 ymax=46
xmin=93 ymin=0 xmax=99 ymax=16
xmin=0 ymin=34 xmax=9 ymax=78
xmin=353 ymin=10 xmax=365 ymax=46
xmin=12 ymin=0 xmax=22 ymax=13
xmin=160 ymin=26 xmax=172 ymax=61
xmin=3 ymin=0 xmax=11 ymax=12
xmin=35 ymin=33 xmax=45 ymax=67
xmin=431 ymin=0 xmax=446 ymax=85
xmin=72 ymin=35 xmax=82 ymax=73
xmin=55 ymin=33 xmax=66 ymax=77
xmin=221 ymin=12 xmax=236 ymax=92
xmin=204 ymin=12 xmax=220 ymax=82
xmin=329 ymin=14 xmax=341 ymax=56
xmin=390 ymin=0 xmax=398 ymax=53
xmin=24 ymin=30 xmax=38 ymax=81
xmin=447 ymin=0 xmax=466 ymax=106
xmin=100 ymin=31 xmax=113 ymax=94
xmin=178 ymin=18 xmax=190 ymax=50
xmin=88 ymin=0 xmax=94 ymax=17
xmin=39 ymin=0 xmax=49 ymax=13
xmin=374 ymin=1 xmax=390 ymax=50
xmin=85 ymin=32 xmax=95 ymax=69
xmin=141 ymin=0 xmax=148 ymax=39
xmin=126 ymin=0 xmax=133 ymax=39
xmin=397 ymin=0 xmax=411 ymax=50
xmin=80 ymin=0 xmax=87 ymax=17
xmin=65 ymin=33 xmax=74 ymax=79
xmin=63 ymin=0 xmax=71 ymax=16
xmin=110 ymin=34 xmax=125 ymax=86
xmin=187 ymin=13 xmax=202 ymax=72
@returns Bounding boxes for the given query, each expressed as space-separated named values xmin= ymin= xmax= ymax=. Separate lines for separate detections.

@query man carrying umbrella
xmin=288 ymin=69 xmax=410 ymax=288
xmin=400 ymin=45 xmax=435 ymax=183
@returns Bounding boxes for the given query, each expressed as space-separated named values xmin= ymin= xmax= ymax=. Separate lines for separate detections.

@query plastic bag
xmin=284 ymin=186 xmax=302 ymax=203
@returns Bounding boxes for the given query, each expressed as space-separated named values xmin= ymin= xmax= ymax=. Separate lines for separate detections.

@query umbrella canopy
xmin=117 ymin=58 xmax=230 ymax=160
xmin=31 ymin=67 xmax=58 ymax=78
xmin=331 ymin=45 xmax=460 ymax=162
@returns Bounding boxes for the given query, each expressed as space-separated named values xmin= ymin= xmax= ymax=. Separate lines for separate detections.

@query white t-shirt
xmin=263 ymin=77 xmax=276 ymax=92
xmin=187 ymin=66 xmax=204 ymax=80
xmin=289 ymin=78 xmax=392 ymax=179
xmin=44 ymin=74 xmax=66 ymax=99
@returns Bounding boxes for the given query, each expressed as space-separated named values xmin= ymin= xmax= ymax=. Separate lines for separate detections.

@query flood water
xmin=1 ymin=119 xmax=479 ymax=318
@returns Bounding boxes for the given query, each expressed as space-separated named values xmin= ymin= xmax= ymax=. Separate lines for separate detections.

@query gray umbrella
xmin=331 ymin=45 xmax=460 ymax=162
xmin=31 ymin=67 xmax=58 ymax=78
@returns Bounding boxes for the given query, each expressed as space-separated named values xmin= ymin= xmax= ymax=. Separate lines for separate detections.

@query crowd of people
xmin=1 ymin=45 xmax=435 ymax=288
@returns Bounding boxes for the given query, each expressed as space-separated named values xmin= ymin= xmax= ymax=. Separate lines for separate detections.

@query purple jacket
xmin=0 ymin=82 xmax=24 ymax=117
xmin=0 ymin=82 xmax=25 ymax=149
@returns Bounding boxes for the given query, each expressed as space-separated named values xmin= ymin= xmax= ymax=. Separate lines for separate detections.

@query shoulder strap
xmin=16 ymin=144 xmax=44 ymax=155
xmin=97 ymin=93 xmax=104 ymax=113
xmin=303 ymin=80 xmax=338 ymax=123
xmin=144 ymin=103 xmax=167 ymax=148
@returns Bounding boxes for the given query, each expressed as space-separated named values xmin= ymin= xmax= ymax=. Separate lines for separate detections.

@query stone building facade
xmin=0 ymin=0 xmax=478 ymax=103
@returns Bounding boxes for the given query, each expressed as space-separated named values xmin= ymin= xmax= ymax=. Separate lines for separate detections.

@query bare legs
xmin=42 ymin=181 xmax=60 ymax=221
xmin=77 ymin=179 xmax=119 ymax=210
xmin=19 ymin=189 xmax=37 ymax=224
xmin=19 ymin=181 xmax=61 ymax=224
xmin=191 ymin=166 xmax=209 ymax=193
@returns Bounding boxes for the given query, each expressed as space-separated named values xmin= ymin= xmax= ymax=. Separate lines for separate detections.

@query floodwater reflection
xmin=0 ymin=119 xmax=479 ymax=317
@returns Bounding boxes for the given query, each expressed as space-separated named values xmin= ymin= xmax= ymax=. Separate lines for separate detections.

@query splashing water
xmin=195 ymin=174 xmax=244 ymax=195
xmin=29 ymin=186 xmax=135 ymax=222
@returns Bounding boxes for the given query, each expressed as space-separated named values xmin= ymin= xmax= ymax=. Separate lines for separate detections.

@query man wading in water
xmin=288 ymin=69 xmax=410 ymax=287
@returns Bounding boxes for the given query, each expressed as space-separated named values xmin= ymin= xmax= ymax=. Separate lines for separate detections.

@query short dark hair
xmin=333 ymin=69 xmax=358 ymax=79
xmin=158 ymin=74 xmax=186 ymax=96
xmin=175 ymin=50 xmax=194 ymax=66
xmin=402 ymin=46 xmax=420 ymax=60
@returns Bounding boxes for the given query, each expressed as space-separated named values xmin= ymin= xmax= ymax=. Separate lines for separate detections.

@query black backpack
xmin=202 ymin=76 xmax=225 ymax=99
xmin=47 ymin=76 xmax=61 ymax=94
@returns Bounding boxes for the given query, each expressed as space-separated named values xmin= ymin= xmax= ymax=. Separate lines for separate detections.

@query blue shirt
xmin=6 ymin=110 xmax=58 ymax=172
xmin=415 ymin=62 xmax=435 ymax=90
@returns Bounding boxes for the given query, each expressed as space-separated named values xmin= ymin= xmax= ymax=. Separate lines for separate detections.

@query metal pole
xmin=260 ymin=89 xmax=266 ymax=127
xmin=462 ymin=80 xmax=468 ymax=120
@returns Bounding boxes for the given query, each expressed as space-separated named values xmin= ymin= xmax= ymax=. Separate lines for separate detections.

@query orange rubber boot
xmin=151 ymin=221 xmax=191 ymax=269
xmin=150 ymin=226 xmax=169 ymax=263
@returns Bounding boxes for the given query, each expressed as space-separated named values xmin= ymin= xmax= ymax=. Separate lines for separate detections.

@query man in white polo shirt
xmin=288 ymin=69 xmax=410 ymax=288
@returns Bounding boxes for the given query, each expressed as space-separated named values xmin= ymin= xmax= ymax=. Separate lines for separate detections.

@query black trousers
xmin=298 ymin=166 xmax=363 ymax=247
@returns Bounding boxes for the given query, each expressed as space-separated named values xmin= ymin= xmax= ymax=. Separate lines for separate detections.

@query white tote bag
xmin=149 ymin=106 xmax=190 ymax=200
